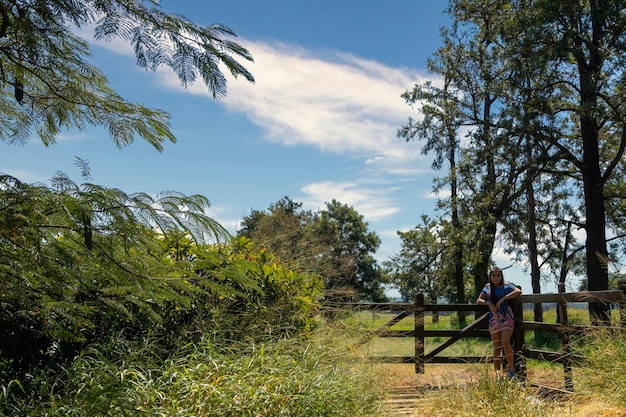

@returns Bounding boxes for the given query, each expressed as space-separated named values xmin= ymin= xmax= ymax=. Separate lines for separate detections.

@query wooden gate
xmin=346 ymin=286 xmax=626 ymax=391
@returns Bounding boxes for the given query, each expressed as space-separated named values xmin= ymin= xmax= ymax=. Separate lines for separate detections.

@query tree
xmin=401 ymin=0 xmax=530 ymax=303
xmin=384 ymin=215 xmax=457 ymax=322
xmin=238 ymin=197 xmax=320 ymax=270
xmin=399 ymin=70 xmax=468 ymax=323
xmin=0 ymin=0 xmax=254 ymax=149
xmin=400 ymin=1 xmax=626 ymax=325
xmin=313 ymin=200 xmax=384 ymax=301
xmin=238 ymin=197 xmax=385 ymax=301
xmin=0 ymin=161 xmax=230 ymax=370
xmin=512 ymin=0 xmax=626 ymax=321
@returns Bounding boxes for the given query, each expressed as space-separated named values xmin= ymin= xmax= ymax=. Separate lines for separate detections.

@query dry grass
xmin=373 ymin=363 xmax=626 ymax=417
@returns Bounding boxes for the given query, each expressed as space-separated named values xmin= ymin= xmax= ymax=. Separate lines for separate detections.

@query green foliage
xmin=397 ymin=0 xmax=626 ymax=301
xmin=0 ymin=172 xmax=322 ymax=381
xmin=0 ymin=0 xmax=254 ymax=149
xmin=384 ymin=214 xmax=465 ymax=303
xmin=573 ymin=330 xmax=626 ymax=407
xmin=238 ymin=196 xmax=386 ymax=301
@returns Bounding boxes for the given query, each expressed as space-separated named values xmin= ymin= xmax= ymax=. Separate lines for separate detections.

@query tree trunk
xmin=527 ymin=175 xmax=543 ymax=323
xmin=578 ymin=15 xmax=610 ymax=321
xmin=574 ymin=0 xmax=610 ymax=322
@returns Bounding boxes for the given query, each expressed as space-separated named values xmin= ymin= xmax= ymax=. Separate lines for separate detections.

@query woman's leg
xmin=500 ymin=327 xmax=515 ymax=371
xmin=490 ymin=331 xmax=503 ymax=372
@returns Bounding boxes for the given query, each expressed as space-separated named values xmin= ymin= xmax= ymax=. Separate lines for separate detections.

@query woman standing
xmin=476 ymin=267 xmax=522 ymax=378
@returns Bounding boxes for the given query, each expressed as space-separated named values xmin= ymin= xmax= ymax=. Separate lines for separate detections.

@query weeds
xmin=2 ymin=331 xmax=385 ymax=417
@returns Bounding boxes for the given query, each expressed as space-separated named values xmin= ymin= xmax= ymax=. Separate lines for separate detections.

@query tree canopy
xmin=238 ymin=197 xmax=386 ymax=302
xmin=399 ymin=0 xmax=626 ymax=321
xmin=0 ymin=0 xmax=254 ymax=149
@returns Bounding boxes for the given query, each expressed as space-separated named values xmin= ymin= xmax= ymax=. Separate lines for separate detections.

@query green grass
xmin=0 ymin=331 xmax=387 ymax=417
xmin=2 ymin=307 xmax=624 ymax=417
xmin=351 ymin=306 xmax=626 ymax=416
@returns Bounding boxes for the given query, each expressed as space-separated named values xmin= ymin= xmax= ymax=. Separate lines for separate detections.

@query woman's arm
xmin=477 ymin=289 xmax=497 ymax=313
xmin=495 ymin=285 xmax=522 ymax=309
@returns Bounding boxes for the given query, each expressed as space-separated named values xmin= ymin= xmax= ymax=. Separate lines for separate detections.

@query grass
xmin=0 ymin=330 xmax=387 ymax=417
xmin=2 ymin=306 xmax=624 ymax=416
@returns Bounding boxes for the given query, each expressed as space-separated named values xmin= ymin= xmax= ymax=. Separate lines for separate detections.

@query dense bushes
xmin=0 ymin=173 xmax=323 ymax=411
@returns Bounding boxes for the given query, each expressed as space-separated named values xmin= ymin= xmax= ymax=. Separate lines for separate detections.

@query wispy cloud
xmin=155 ymin=39 xmax=434 ymax=173
xmin=299 ymin=180 xmax=400 ymax=221
xmin=85 ymin=30 xmax=437 ymax=224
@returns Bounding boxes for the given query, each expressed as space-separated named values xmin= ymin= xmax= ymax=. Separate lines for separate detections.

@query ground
xmin=373 ymin=363 xmax=626 ymax=417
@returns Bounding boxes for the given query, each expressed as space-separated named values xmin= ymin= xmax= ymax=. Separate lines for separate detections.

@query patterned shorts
xmin=489 ymin=317 xmax=515 ymax=333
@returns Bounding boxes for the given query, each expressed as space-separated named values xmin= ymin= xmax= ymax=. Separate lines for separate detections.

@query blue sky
xmin=0 ymin=0 xmax=562 ymax=294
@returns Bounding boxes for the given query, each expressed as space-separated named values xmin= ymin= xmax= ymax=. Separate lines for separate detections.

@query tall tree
xmin=384 ymin=215 xmax=455 ymax=321
xmin=313 ymin=200 xmax=384 ymax=301
xmin=0 ymin=0 xmax=254 ymax=149
xmin=399 ymin=71 xmax=467 ymax=324
xmin=513 ymin=0 xmax=626 ymax=321
xmin=401 ymin=0 xmax=529 ymax=301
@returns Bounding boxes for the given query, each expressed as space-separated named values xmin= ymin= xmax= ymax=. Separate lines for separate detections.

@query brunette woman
xmin=476 ymin=267 xmax=521 ymax=378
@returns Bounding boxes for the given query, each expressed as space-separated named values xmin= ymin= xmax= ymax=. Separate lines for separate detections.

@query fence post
xmin=557 ymin=283 xmax=573 ymax=391
xmin=512 ymin=295 xmax=525 ymax=379
xmin=619 ymin=279 xmax=626 ymax=328
xmin=414 ymin=294 xmax=425 ymax=374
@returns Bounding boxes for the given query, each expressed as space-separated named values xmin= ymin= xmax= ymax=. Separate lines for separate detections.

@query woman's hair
xmin=488 ymin=267 xmax=504 ymax=304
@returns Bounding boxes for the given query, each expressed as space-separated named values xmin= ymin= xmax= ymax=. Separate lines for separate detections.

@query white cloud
xmin=299 ymin=180 xmax=399 ymax=221
xmin=149 ymin=39 xmax=435 ymax=175
xmin=82 ymin=29 xmax=439 ymax=224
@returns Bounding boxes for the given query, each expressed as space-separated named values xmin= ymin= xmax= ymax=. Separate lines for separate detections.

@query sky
xmin=0 ymin=0 xmax=564 ymax=295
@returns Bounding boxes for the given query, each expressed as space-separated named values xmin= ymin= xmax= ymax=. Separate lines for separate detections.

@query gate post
xmin=619 ymin=279 xmax=626 ymax=328
xmin=414 ymin=294 xmax=425 ymax=373
xmin=557 ymin=283 xmax=573 ymax=390
xmin=512 ymin=296 xmax=526 ymax=379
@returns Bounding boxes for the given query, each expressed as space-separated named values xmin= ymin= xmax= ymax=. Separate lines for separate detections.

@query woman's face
xmin=490 ymin=269 xmax=503 ymax=285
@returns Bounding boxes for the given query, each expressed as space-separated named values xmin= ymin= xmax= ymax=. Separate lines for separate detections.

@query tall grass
xmin=408 ymin=375 xmax=556 ymax=417
xmin=1 ymin=329 xmax=386 ymax=417
xmin=572 ymin=329 xmax=626 ymax=408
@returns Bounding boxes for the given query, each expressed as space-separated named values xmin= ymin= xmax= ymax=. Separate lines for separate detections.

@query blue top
xmin=481 ymin=282 xmax=517 ymax=319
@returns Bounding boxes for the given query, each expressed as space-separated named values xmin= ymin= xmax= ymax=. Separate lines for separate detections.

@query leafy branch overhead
xmin=0 ymin=0 xmax=255 ymax=149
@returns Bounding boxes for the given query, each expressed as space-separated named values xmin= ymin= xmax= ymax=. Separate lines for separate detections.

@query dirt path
xmin=376 ymin=363 xmax=484 ymax=416
xmin=375 ymin=363 xmax=626 ymax=417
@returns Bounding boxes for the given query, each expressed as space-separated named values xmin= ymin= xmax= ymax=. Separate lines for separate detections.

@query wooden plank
xmin=520 ymin=290 xmax=624 ymax=304
xmin=426 ymin=356 xmax=488 ymax=364
xmin=415 ymin=294 xmax=425 ymax=373
xmin=424 ymin=313 xmax=489 ymax=360
xmin=520 ymin=322 xmax=588 ymax=335
xmin=356 ymin=310 xmax=409 ymax=346
xmin=424 ymin=304 xmax=489 ymax=312
xmin=522 ymin=349 xmax=584 ymax=363
xmin=375 ymin=329 xmax=490 ymax=338
xmin=373 ymin=356 xmax=491 ymax=364
xmin=519 ymin=321 xmax=567 ymax=334
xmin=374 ymin=356 xmax=416 ymax=364
xmin=424 ymin=329 xmax=490 ymax=337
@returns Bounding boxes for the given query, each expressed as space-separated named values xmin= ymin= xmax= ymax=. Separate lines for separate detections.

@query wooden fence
xmin=346 ymin=285 xmax=626 ymax=391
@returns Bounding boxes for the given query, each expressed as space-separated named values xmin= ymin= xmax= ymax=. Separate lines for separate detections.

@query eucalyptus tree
xmin=0 ymin=0 xmax=254 ymax=148
xmin=398 ymin=71 xmax=468 ymax=322
xmin=509 ymin=0 xmax=626 ymax=321
xmin=401 ymin=0 xmax=530 ymax=300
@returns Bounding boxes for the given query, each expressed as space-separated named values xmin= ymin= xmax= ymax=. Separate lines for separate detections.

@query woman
xmin=476 ymin=267 xmax=522 ymax=378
